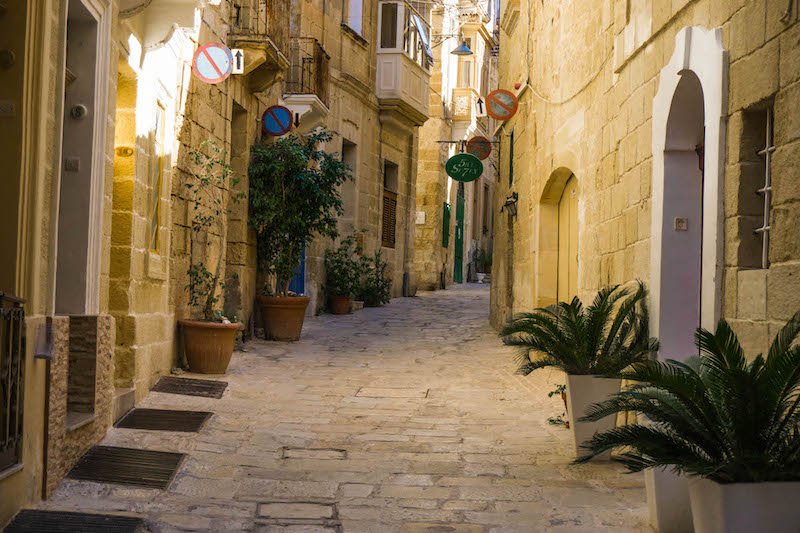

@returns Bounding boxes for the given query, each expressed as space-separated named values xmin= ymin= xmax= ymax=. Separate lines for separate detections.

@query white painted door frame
xmin=648 ymin=26 xmax=728 ymax=533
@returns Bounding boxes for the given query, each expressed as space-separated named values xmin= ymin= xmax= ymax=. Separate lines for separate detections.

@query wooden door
xmin=557 ymin=175 xmax=578 ymax=302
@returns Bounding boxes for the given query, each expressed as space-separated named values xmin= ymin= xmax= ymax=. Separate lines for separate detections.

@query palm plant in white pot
xmin=577 ymin=311 xmax=800 ymax=532
xmin=500 ymin=282 xmax=657 ymax=458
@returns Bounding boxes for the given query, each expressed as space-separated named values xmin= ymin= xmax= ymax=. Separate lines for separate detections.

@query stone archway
xmin=648 ymin=26 xmax=728 ymax=533
xmin=536 ymin=167 xmax=578 ymax=307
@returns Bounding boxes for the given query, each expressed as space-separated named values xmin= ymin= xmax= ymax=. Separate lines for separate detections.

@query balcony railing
xmin=285 ymin=38 xmax=330 ymax=107
xmin=230 ymin=0 xmax=289 ymax=60
xmin=0 ymin=293 xmax=25 ymax=473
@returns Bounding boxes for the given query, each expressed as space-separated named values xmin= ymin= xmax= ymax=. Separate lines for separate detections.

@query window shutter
xmin=442 ymin=202 xmax=450 ymax=247
xmin=382 ymin=189 xmax=397 ymax=248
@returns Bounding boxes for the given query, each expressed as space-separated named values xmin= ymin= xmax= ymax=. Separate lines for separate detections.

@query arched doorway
xmin=648 ymin=26 xmax=727 ymax=533
xmin=537 ymin=168 xmax=578 ymax=307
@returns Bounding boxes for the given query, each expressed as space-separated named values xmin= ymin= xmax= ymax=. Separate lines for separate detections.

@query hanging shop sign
xmin=262 ymin=105 xmax=293 ymax=137
xmin=446 ymin=153 xmax=483 ymax=183
xmin=192 ymin=43 xmax=233 ymax=84
xmin=485 ymin=89 xmax=519 ymax=121
xmin=466 ymin=136 xmax=492 ymax=160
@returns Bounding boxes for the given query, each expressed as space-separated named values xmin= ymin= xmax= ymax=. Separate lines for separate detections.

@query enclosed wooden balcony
xmin=376 ymin=0 xmax=432 ymax=127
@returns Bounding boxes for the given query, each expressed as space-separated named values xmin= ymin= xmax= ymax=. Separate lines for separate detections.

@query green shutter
xmin=442 ymin=202 xmax=451 ymax=247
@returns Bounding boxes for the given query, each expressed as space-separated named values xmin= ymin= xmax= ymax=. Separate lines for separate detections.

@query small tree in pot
xmin=180 ymin=140 xmax=244 ymax=374
xmin=324 ymin=235 xmax=362 ymax=315
xmin=249 ymin=129 xmax=351 ymax=340
xmin=500 ymin=282 xmax=657 ymax=458
xmin=356 ymin=250 xmax=392 ymax=307
xmin=577 ymin=311 xmax=800 ymax=533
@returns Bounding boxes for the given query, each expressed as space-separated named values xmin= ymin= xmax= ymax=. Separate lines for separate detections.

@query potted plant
xmin=179 ymin=141 xmax=244 ymax=374
xmin=324 ymin=235 xmax=361 ymax=315
xmin=500 ymin=282 xmax=657 ymax=458
xmin=248 ymin=129 xmax=351 ymax=341
xmin=578 ymin=311 xmax=800 ymax=532
xmin=356 ymin=250 xmax=392 ymax=307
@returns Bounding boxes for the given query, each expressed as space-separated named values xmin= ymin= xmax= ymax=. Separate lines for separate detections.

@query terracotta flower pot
xmin=565 ymin=374 xmax=622 ymax=459
xmin=328 ymin=295 xmax=352 ymax=315
xmin=257 ymin=295 xmax=310 ymax=341
xmin=179 ymin=319 xmax=240 ymax=374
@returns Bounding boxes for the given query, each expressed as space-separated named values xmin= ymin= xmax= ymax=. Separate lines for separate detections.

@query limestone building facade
xmin=285 ymin=0 xmax=432 ymax=312
xmin=414 ymin=0 xmax=500 ymax=291
xmin=491 ymin=0 xmax=800 ymax=530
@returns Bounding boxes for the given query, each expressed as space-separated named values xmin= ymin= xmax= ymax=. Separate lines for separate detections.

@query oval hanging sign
xmin=262 ymin=105 xmax=293 ymax=137
xmin=486 ymin=89 xmax=519 ymax=121
xmin=466 ymin=136 xmax=492 ymax=160
xmin=446 ymin=153 xmax=483 ymax=183
xmin=192 ymin=43 xmax=233 ymax=85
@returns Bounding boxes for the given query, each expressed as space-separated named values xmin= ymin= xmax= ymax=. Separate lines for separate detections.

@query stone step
xmin=112 ymin=387 xmax=135 ymax=424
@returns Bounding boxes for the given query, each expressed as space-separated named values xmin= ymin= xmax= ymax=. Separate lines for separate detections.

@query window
xmin=149 ymin=103 xmax=166 ymax=252
xmin=509 ymin=129 xmax=515 ymax=186
xmin=339 ymin=140 xmax=358 ymax=233
xmin=382 ymin=160 xmax=399 ymax=248
xmin=737 ymin=106 xmax=774 ymax=269
xmin=442 ymin=202 xmax=451 ymax=247
xmin=380 ymin=2 xmax=398 ymax=48
xmin=344 ymin=0 xmax=363 ymax=35
xmin=458 ymin=57 xmax=473 ymax=88
xmin=482 ymin=184 xmax=490 ymax=233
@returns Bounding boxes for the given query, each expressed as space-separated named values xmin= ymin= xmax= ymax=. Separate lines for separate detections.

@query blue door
xmin=288 ymin=248 xmax=305 ymax=295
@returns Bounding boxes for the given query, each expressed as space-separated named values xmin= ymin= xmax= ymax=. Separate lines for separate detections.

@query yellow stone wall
xmin=490 ymin=0 xmax=800 ymax=355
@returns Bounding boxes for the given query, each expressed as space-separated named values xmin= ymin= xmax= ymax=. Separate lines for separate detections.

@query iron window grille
xmin=755 ymin=107 xmax=775 ymax=269
xmin=0 ymin=293 xmax=25 ymax=473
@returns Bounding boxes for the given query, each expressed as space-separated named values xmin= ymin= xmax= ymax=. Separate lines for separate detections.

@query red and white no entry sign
xmin=486 ymin=89 xmax=519 ymax=121
xmin=192 ymin=43 xmax=233 ymax=85
xmin=466 ymin=136 xmax=492 ymax=160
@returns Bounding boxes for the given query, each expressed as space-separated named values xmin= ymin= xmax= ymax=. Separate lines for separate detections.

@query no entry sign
xmin=262 ymin=105 xmax=293 ymax=137
xmin=486 ymin=89 xmax=519 ymax=121
xmin=466 ymin=136 xmax=492 ymax=160
xmin=446 ymin=153 xmax=483 ymax=183
xmin=192 ymin=43 xmax=233 ymax=85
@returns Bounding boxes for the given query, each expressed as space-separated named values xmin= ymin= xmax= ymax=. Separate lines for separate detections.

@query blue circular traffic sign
xmin=262 ymin=105 xmax=293 ymax=137
xmin=192 ymin=43 xmax=233 ymax=85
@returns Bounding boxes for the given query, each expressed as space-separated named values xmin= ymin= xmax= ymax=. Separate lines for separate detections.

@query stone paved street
xmin=43 ymin=285 xmax=649 ymax=532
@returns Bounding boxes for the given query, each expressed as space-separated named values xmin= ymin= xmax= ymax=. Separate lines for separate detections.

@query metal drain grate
xmin=151 ymin=376 xmax=228 ymax=398
xmin=115 ymin=408 xmax=211 ymax=432
xmin=4 ymin=510 xmax=145 ymax=532
xmin=67 ymin=446 xmax=184 ymax=489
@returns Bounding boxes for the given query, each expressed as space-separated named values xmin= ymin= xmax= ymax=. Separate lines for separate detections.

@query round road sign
xmin=446 ymin=153 xmax=483 ymax=183
xmin=466 ymin=136 xmax=492 ymax=160
xmin=192 ymin=43 xmax=233 ymax=85
xmin=486 ymin=89 xmax=519 ymax=121
xmin=262 ymin=105 xmax=293 ymax=137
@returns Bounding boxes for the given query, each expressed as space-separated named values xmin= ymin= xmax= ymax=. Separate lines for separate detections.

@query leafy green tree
xmin=248 ymin=129 xmax=352 ymax=295
xmin=324 ymin=235 xmax=362 ymax=298
xmin=577 ymin=311 xmax=800 ymax=483
xmin=500 ymin=282 xmax=657 ymax=375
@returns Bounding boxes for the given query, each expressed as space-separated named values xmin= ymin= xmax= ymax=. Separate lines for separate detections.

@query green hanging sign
xmin=446 ymin=153 xmax=483 ymax=183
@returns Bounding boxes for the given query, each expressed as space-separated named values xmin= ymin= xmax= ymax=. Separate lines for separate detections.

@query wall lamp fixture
xmin=501 ymin=192 xmax=519 ymax=217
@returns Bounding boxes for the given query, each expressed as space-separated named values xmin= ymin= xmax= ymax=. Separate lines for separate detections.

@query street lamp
xmin=501 ymin=192 xmax=519 ymax=217
xmin=432 ymin=33 xmax=474 ymax=56
xmin=450 ymin=40 xmax=474 ymax=56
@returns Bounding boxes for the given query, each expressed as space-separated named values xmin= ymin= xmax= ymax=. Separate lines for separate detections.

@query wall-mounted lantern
xmin=501 ymin=192 xmax=519 ymax=217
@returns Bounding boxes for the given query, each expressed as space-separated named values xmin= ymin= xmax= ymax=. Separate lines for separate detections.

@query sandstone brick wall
xmin=491 ymin=0 xmax=800 ymax=354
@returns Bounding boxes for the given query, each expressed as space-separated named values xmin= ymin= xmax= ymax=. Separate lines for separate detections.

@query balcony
xmin=376 ymin=0 xmax=432 ymax=127
xmin=283 ymin=38 xmax=330 ymax=132
xmin=227 ymin=0 xmax=290 ymax=92
xmin=119 ymin=0 xmax=203 ymax=48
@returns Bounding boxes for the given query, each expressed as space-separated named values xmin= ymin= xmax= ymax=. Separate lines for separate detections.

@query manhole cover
xmin=115 ymin=408 xmax=211 ymax=432
xmin=4 ymin=510 xmax=145 ymax=532
xmin=151 ymin=376 xmax=228 ymax=398
xmin=67 ymin=446 xmax=184 ymax=489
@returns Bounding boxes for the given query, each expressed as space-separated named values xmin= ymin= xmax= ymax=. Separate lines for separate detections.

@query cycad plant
xmin=501 ymin=282 xmax=658 ymax=376
xmin=578 ymin=311 xmax=800 ymax=483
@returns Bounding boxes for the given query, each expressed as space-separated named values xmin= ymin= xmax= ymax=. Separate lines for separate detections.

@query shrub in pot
xmin=577 ymin=311 xmax=800 ymax=533
xmin=356 ymin=250 xmax=391 ymax=307
xmin=249 ymin=129 xmax=351 ymax=341
xmin=500 ymin=282 xmax=657 ymax=458
xmin=180 ymin=141 xmax=244 ymax=374
xmin=324 ymin=235 xmax=361 ymax=315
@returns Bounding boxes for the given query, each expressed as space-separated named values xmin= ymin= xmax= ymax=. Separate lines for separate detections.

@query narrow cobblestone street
xmin=42 ymin=285 xmax=648 ymax=532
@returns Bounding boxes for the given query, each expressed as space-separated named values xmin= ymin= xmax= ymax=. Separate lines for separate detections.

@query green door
xmin=454 ymin=183 xmax=465 ymax=283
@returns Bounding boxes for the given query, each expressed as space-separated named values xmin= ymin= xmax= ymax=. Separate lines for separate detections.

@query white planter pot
xmin=689 ymin=478 xmax=800 ymax=533
xmin=565 ymin=374 xmax=621 ymax=459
